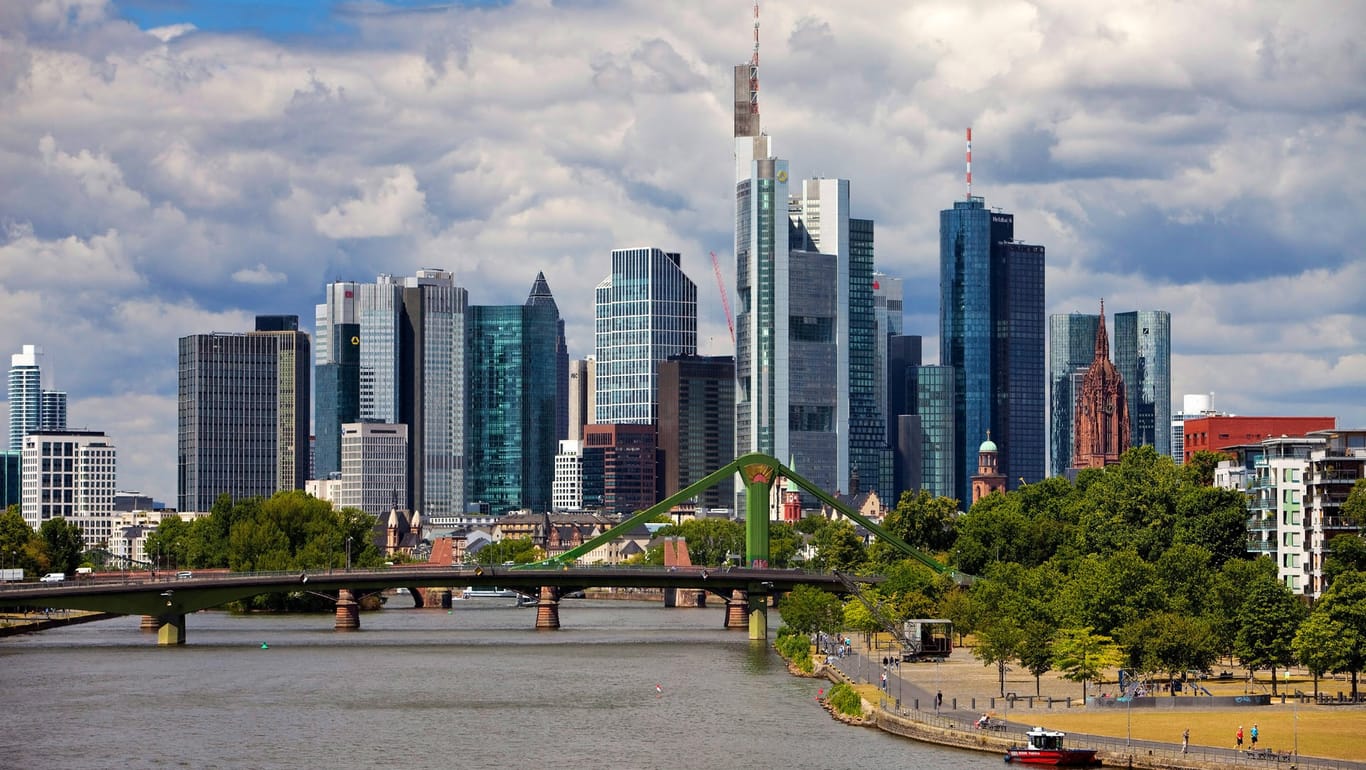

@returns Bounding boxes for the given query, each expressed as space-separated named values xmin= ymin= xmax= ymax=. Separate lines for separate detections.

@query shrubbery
xmin=774 ymin=626 xmax=813 ymax=673
xmin=826 ymin=682 xmax=864 ymax=718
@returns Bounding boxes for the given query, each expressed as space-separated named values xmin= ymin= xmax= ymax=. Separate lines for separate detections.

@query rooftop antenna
xmin=750 ymin=2 xmax=760 ymax=117
xmin=965 ymin=127 xmax=973 ymax=200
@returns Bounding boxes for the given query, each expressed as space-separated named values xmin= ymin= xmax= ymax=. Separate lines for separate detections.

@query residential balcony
xmin=1245 ymin=538 xmax=1277 ymax=554
xmin=1311 ymin=473 xmax=1359 ymax=485
xmin=1245 ymin=517 xmax=1276 ymax=531
xmin=1321 ymin=516 xmax=1359 ymax=532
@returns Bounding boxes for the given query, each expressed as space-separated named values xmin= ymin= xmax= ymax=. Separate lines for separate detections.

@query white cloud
xmin=314 ymin=166 xmax=429 ymax=239
xmin=231 ymin=263 xmax=287 ymax=286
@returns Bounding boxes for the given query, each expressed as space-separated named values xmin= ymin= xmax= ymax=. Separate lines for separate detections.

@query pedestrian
xmin=1250 ymin=724 xmax=1258 ymax=747
xmin=935 ymin=690 xmax=943 ymax=712
xmin=1236 ymin=725 xmax=1243 ymax=748
xmin=881 ymin=671 xmax=888 ymax=691
xmin=1182 ymin=729 xmax=1189 ymax=754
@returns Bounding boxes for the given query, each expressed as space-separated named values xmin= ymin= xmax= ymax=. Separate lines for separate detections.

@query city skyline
xmin=2 ymin=0 xmax=1363 ymax=501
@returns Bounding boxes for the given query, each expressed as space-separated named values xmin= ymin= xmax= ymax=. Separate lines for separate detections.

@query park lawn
xmin=1035 ymin=705 xmax=1366 ymax=761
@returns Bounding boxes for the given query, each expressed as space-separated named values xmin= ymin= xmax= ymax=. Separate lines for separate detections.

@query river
xmin=1 ymin=596 xmax=999 ymax=769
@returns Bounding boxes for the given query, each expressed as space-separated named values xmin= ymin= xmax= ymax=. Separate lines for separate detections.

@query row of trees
xmin=1 ymin=506 xmax=86 ymax=577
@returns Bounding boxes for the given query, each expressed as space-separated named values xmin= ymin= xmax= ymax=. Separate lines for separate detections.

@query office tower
xmin=567 ymin=359 xmax=590 ymax=442
xmin=873 ymin=273 xmax=905 ymax=437
xmin=1048 ymin=312 xmax=1100 ymax=475
xmin=528 ymin=274 xmax=570 ymax=442
xmin=1073 ymin=304 xmax=1130 ymax=468
xmin=40 ymin=391 xmax=66 ymax=432
xmin=553 ymin=439 xmax=585 ymax=512
xmin=914 ymin=365 xmax=956 ymax=500
xmin=1 ymin=451 xmax=20 ymax=508
xmin=314 ymin=281 xmax=361 ymax=479
xmin=8 ymin=345 xmax=43 ymax=452
xmin=338 ymin=422 xmax=408 ymax=519
xmin=887 ymin=335 xmax=923 ymax=500
xmin=177 ymin=316 xmax=310 ymax=512
xmin=581 ymin=424 xmax=657 ymax=515
xmin=846 ymin=216 xmax=890 ymax=499
xmin=658 ymin=355 xmax=735 ymax=510
xmin=593 ymin=247 xmax=698 ymax=425
xmin=940 ymin=193 xmax=1045 ymax=505
xmin=21 ymin=430 xmax=116 ymax=549
xmin=466 ymin=274 xmax=561 ymax=513
xmin=1113 ymin=310 xmax=1172 ymax=456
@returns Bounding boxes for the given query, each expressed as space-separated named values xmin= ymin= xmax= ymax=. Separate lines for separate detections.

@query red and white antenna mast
xmin=750 ymin=2 xmax=760 ymax=116
xmin=965 ymin=127 xmax=973 ymax=200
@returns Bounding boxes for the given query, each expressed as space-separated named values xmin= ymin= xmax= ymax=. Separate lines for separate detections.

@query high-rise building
xmin=552 ymin=439 xmax=584 ymax=512
xmin=528 ymin=273 xmax=570 ymax=443
xmin=177 ymin=316 xmax=310 ymax=512
xmin=21 ymin=430 xmax=117 ymax=550
xmin=1114 ymin=310 xmax=1172 ymax=456
xmin=40 ymin=391 xmax=67 ymax=433
xmin=338 ymin=422 xmax=408 ymax=519
xmin=1 ymin=451 xmax=21 ymax=509
xmin=581 ymin=423 xmax=657 ymax=516
xmin=1073 ymin=304 xmax=1130 ymax=469
xmin=567 ymin=359 xmax=590 ymax=442
xmin=658 ymin=355 xmax=735 ymax=510
xmin=8 ymin=345 xmax=43 ymax=452
xmin=1048 ymin=312 xmax=1099 ymax=475
xmin=940 ymin=195 xmax=1045 ymax=505
xmin=914 ymin=365 xmax=956 ymax=500
xmin=314 ymin=281 xmax=361 ymax=479
xmin=465 ymin=274 xmax=561 ymax=513
xmin=887 ymin=335 xmax=922 ymax=500
xmin=593 ymin=247 xmax=698 ymax=425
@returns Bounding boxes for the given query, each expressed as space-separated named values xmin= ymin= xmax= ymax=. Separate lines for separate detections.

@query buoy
xmin=260 ymin=642 xmax=269 ymax=649
xmin=655 ymin=683 xmax=663 ymax=694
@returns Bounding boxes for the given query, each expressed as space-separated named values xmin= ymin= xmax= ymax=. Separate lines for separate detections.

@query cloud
xmin=314 ymin=166 xmax=429 ymax=239
xmin=232 ymin=263 xmax=288 ymax=285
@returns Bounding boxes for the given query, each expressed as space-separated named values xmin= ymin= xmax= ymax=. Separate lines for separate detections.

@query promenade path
xmin=821 ymin=636 xmax=1366 ymax=770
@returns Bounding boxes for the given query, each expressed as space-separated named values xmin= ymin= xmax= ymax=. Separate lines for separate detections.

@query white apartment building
xmin=21 ymin=430 xmax=117 ymax=550
xmin=109 ymin=510 xmax=208 ymax=566
xmin=339 ymin=422 xmax=407 ymax=519
xmin=553 ymin=439 xmax=584 ymax=512
xmin=1306 ymin=428 xmax=1366 ymax=596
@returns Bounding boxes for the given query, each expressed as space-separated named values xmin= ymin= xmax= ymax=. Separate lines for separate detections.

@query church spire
xmin=1094 ymin=298 xmax=1109 ymax=361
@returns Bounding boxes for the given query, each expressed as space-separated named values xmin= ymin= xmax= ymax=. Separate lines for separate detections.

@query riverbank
xmin=0 ymin=609 xmax=120 ymax=637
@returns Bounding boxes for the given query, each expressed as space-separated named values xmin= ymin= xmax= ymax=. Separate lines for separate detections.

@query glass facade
xmin=658 ymin=355 xmax=735 ymax=510
xmin=593 ymin=247 xmax=698 ymax=425
xmin=940 ymin=198 xmax=1045 ymax=505
xmin=1114 ymin=310 xmax=1172 ymax=457
xmin=847 ymin=217 xmax=887 ymax=499
xmin=735 ymin=158 xmax=788 ymax=466
xmin=1048 ymin=313 xmax=1099 ymax=476
xmin=915 ymin=365 xmax=956 ymax=500
xmin=7 ymin=346 xmax=42 ymax=452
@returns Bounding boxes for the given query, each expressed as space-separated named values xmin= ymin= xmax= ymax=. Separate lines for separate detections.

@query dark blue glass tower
xmin=940 ymin=197 xmax=1044 ymax=506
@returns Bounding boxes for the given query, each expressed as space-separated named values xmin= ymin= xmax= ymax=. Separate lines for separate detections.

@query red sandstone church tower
xmin=971 ymin=435 xmax=1007 ymax=504
xmin=1074 ymin=301 xmax=1130 ymax=468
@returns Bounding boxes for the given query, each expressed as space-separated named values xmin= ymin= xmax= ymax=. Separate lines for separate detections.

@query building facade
xmin=593 ymin=247 xmax=698 ymax=425
xmin=657 ymin=355 xmax=735 ymax=510
xmin=339 ymin=422 xmax=408 ymax=519
xmin=552 ymin=439 xmax=584 ymax=512
xmin=567 ymin=358 xmax=591 ymax=442
xmin=1183 ymin=415 xmax=1336 ymax=463
xmin=582 ymin=423 xmax=658 ymax=516
xmin=939 ymin=197 xmax=1045 ymax=505
xmin=1171 ymin=393 xmax=1222 ymax=464
xmin=465 ymin=275 xmax=561 ymax=513
xmin=914 ymin=365 xmax=957 ymax=500
xmin=1048 ymin=312 xmax=1099 ymax=475
xmin=177 ymin=316 xmax=310 ymax=513
xmin=8 ymin=344 xmax=57 ymax=452
xmin=1306 ymin=428 xmax=1366 ymax=596
xmin=20 ymin=430 xmax=117 ymax=549
xmin=1114 ymin=310 xmax=1172 ymax=457
xmin=1073 ymin=305 xmax=1130 ymax=469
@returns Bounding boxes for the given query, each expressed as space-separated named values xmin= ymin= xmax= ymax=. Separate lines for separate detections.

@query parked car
xmin=176 ymin=571 xmax=193 ymax=580
xmin=40 ymin=572 xmax=66 ymax=583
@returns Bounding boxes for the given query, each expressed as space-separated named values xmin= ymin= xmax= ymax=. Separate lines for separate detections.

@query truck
xmin=0 ymin=568 xmax=22 ymax=582
xmin=40 ymin=572 xmax=66 ymax=583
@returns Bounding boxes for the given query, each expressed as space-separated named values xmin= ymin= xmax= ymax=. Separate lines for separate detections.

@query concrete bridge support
xmin=139 ymin=615 xmax=158 ymax=632
xmin=535 ymin=586 xmax=560 ymax=630
xmin=747 ymin=590 xmax=768 ymax=641
xmin=334 ymin=588 xmax=360 ymax=631
xmin=725 ymin=590 xmax=748 ymax=630
xmin=156 ymin=614 xmax=187 ymax=645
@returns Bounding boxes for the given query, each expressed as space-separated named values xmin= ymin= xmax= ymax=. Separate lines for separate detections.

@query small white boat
xmin=461 ymin=587 xmax=520 ymax=599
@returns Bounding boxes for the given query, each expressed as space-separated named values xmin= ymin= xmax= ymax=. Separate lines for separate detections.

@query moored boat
xmin=1005 ymin=727 xmax=1099 ymax=766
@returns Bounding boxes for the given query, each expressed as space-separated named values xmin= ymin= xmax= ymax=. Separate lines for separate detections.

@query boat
xmin=461 ymin=587 xmax=521 ymax=599
xmin=1005 ymin=727 xmax=1100 ymax=766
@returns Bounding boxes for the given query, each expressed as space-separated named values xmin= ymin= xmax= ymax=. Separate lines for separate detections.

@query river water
xmin=1 ymin=596 xmax=998 ymax=769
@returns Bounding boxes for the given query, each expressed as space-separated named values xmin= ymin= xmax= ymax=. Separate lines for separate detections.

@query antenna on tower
xmin=750 ymin=2 xmax=760 ymax=116
xmin=965 ymin=127 xmax=973 ymax=200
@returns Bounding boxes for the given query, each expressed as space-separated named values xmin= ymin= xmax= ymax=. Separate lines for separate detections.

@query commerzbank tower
xmin=731 ymin=4 xmax=887 ymax=509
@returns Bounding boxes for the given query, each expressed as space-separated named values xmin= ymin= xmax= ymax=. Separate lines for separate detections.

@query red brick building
xmin=1182 ymin=415 xmax=1336 ymax=463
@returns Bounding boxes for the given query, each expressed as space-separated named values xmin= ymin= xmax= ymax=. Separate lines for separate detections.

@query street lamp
xmin=346 ymin=536 xmax=353 ymax=571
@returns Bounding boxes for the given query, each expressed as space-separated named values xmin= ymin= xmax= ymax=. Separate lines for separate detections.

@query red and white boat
xmin=1005 ymin=727 xmax=1100 ymax=766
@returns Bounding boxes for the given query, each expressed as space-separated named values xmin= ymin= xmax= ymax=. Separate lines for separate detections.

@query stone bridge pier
xmin=334 ymin=588 xmax=360 ymax=631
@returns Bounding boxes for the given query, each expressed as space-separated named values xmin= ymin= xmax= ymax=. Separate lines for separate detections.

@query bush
xmin=826 ymin=682 xmax=864 ymax=718
xmin=774 ymin=631 xmax=813 ymax=673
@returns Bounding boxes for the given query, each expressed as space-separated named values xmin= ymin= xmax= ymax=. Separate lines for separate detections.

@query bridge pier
xmin=334 ymin=588 xmax=360 ymax=631
xmin=725 ymin=590 xmax=748 ymax=630
xmin=139 ymin=615 xmax=158 ymax=632
xmin=156 ymin=614 xmax=187 ymax=645
xmin=747 ymin=590 xmax=768 ymax=641
xmin=534 ymin=586 xmax=559 ymax=630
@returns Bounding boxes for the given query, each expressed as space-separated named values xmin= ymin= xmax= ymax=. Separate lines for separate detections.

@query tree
xmin=40 ymin=517 xmax=84 ymax=575
xmin=767 ymin=521 xmax=803 ymax=568
xmin=1120 ymin=612 xmax=1219 ymax=683
xmin=1324 ymin=534 xmax=1366 ymax=584
xmin=1185 ymin=450 xmax=1230 ymax=487
xmin=1293 ymin=612 xmax=1355 ymax=699
xmin=1312 ymin=570 xmax=1366 ymax=699
xmin=811 ymin=519 xmax=867 ymax=572
xmin=653 ymin=518 xmax=744 ymax=567
xmin=842 ymin=599 xmax=882 ymax=646
xmin=974 ymin=618 xmax=1024 ymax=697
xmin=1234 ymin=574 xmax=1307 ymax=694
xmin=1053 ymin=627 xmax=1123 ymax=702
xmin=777 ymin=584 xmax=844 ymax=638
xmin=1017 ymin=620 xmax=1056 ymax=696
xmin=871 ymin=490 xmax=957 ymax=563
xmin=1341 ymin=479 xmax=1366 ymax=528
xmin=474 ymin=537 xmax=542 ymax=565
xmin=939 ymin=589 xmax=979 ymax=647
xmin=0 ymin=506 xmax=44 ymax=576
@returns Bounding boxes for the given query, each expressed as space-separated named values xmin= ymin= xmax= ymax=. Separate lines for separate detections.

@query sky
xmin=1 ymin=0 xmax=1364 ymax=504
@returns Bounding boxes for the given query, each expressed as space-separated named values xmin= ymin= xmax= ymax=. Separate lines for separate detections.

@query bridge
xmin=0 ymin=453 xmax=949 ymax=645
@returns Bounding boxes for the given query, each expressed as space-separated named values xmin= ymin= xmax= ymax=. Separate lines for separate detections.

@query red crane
xmin=710 ymin=251 xmax=735 ymax=345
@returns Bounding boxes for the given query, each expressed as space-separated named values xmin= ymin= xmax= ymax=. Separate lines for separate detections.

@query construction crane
xmin=710 ymin=251 xmax=735 ymax=345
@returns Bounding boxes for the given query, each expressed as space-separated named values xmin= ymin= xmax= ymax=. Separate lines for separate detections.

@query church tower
xmin=1073 ymin=301 xmax=1130 ymax=468
xmin=970 ymin=434 xmax=1007 ymax=504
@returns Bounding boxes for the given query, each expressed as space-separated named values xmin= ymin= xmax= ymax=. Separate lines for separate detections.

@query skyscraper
xmin=465 ymin=274 xmax=561 ymax=513
xmin=21 ymin=430 xmax=116 ymax=549
xmin=939 ymin=193 xmax=1045 ymax=506
xmin=338 ymin=422 xmax=408 ymax=519
xmin=314 ymin=281 xmax=361 ymax=479
xmin=658 ymin=355 xmax=735 ymax=510
xmin=8 ymin=345 xmax=43 ymax=452
xmin=177 ymin=316 xmax=310 ymax=512
xmin=1114 ymin=310 xmax=1172 ymax=456
xmin=593 ymin=247 xmax=698 ymax=425
xmin=914 ymin=364 xmax=956 ymax=500
xmin=1048 ymin=312 xmax=1100 ymax=475
xmin=887 ymin=335 xmax=922 ymax=500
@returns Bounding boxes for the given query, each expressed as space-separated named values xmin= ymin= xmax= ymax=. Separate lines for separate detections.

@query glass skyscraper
xmin=914 ymin=365 xmax=957 ymax=500
xmin=1114 ymin=310 xmax=1172 ymax=456
xmin=8 ymin=345 xmax=43 ymax=452
xmin=940 ymin=197 xmax=1045 ymax=506
xmin=1048 ymin=312 xmax=1100 ymax=476
xmin=465 ymin=274 xmax=561 ymax=513
xmin=593 ymin=247 xmax=698 ymax=425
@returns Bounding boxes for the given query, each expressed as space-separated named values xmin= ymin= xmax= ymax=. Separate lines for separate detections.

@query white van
xmin=40 ymin=572 xmax=66 ymax=583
